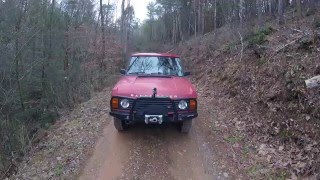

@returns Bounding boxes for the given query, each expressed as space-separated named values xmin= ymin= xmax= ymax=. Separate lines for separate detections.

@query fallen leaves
xmin=14 ymin=88 xmax=113 ymax=179
xmin=175 ymin=12 xmax=320 ymax=179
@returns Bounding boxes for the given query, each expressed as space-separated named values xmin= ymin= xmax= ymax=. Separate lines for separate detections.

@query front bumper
xmin=109 ymin=97 xmax=198 ymax=123
xmin=109 ymin=111 xmax=198 ymax=123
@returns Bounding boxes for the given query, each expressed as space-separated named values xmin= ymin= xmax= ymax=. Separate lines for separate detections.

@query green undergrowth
xmin=313 ymin=16 xmax=320 ymax=28
xmin=247 ymin=27 xmax=275 ymax=45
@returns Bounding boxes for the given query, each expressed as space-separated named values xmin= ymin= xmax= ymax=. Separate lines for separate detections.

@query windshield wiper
xmin=150 ymin=72 xmax=166 ymax=75
xmin=128 ymin=72 xmax=146 ymax=75
xmin=150 ymin=72 xmax=177 ymax=76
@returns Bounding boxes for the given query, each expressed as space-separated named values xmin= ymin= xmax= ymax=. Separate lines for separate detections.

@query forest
xmin=135 ymin=0 xmax=318 ymax=49
xmin=0 ymin=0 xmax=122 ymax=174
xmin=1 ymin=0 xmax=320 ymax=178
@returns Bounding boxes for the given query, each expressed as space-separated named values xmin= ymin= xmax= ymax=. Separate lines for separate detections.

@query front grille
xmin=133 ymin=98 xmax=174 ymax=112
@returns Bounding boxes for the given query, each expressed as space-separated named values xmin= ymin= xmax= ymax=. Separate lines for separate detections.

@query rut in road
xmin=80 ymin=115 xmax=220 ymax=180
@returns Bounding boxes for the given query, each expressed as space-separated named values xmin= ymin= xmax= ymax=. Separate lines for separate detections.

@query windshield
xmin=127 ymin=56 xmax=184 ymax=77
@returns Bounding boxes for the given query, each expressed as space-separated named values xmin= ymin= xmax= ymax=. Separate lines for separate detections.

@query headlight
xmin=120 ymin=99 xmax=130 ymax=109
xmin=178 ymin=100 xmax=188 ymax=110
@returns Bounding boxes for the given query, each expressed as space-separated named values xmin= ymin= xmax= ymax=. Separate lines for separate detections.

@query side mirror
xmin=120 ymin=69 xmax=126 ymax=75
xmin=184 ymin=72 xmax=191 ymax=76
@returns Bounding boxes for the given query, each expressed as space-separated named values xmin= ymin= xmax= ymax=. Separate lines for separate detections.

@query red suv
xmin=109 ymin=53 xmax=198 ymax=133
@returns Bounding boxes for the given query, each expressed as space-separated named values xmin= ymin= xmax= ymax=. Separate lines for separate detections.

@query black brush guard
xmin=109 ymin=97 xmax=198 ymax=123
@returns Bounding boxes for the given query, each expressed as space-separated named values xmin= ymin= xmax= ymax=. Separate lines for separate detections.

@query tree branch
xmin=238 ymin=31 xmax=244 ymax=61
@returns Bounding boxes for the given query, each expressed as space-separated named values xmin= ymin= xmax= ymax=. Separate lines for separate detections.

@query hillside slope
xmin=174 ymin=13 xmax=320 ymax=178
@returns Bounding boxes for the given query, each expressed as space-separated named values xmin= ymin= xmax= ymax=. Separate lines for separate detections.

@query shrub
xmin=0 ymin=108 xmax=58 ymax=174
xmin=260 ymin=26 xmax=275 ymax=36
xmin=257 ymin=57 xmax=267 ymax=67
xmin=249 ymin=32 xmax=266 ymax=45
xmin=248 ymin=27 xmax=275 ymax=45
xmin=298 ymin=37 xmax=314 ymax=51
xmin=306 ymin=8 xmax=316 ymax=17
xmin=224 ymin=42 xmax=237 ymax=53
xmin=313 ymin=17 xmax=320 ymax=28
xmin=0 ymin=118 xmax=29 ymax=162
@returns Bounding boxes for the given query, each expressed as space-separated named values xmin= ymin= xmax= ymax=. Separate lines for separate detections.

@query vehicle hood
xmin=112 ymin=76 xmax=197 ymax=99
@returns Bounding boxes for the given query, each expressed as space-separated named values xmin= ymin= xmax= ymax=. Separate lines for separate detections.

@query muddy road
xmin=80 ymin=116 xmax=221 ymax=180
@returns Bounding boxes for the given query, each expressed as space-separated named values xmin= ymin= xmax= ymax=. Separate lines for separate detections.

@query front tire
xmin=114 ymin=118 xmax=127 ymax=131
xmin=180 ymin=120 xmax=192 ymax=133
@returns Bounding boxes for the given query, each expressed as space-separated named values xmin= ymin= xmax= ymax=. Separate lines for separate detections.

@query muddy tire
xmin=180 ymin=120 xmax=192 ymax=133
xmin=114 ymin=118 xmax=126 ymax=131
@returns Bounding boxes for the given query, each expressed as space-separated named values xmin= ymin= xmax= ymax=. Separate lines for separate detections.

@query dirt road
xmin=80 ymin=118 xmax=221 ymax=180
xmin=14 ymin=89 xmax=238 ymax=179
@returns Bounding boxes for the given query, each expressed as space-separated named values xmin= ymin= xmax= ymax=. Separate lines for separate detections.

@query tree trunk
xmin=214 ymin=0 xmax=217 ymax=30
xmin=48 ymin=0 xmax=55 ymax=61
xmin=296 ymin=0 xmax=302 ymax=18
xmin=278 ymin=0 xmax=284 ymax=25
xmin=41 ymin=0 xmax=55 ymax=105
xmin=194 ymin=0 xmax=197 ymax=37
xmin=105 ymin=0 xmax=110 ymax=34
xmin=15 ymin=24 xmax=25 ymax=111
xmin=63 ymin=30 xmax=71 ymax=105
xmin=100 ymin=0 xmax=105 ymax=59
xmin=188 ymin=14 xmax=192 ymax=35
xmin=198 ymin=0 xmax=202 ymax=35
xmin=239 ymin=0 xmax=244 ymax=27
xmin=272 ymin=0 xmax=277 ymax=17
xmin=269 ymin=0 xmax=272 ymax=15
xmin=258 ymin=0 xmax=264 ymax=29
xmin=64 ymin=32 xmax=69 ymax=71
xmin=201 ymin=1 xmax=205 ymax=34
xmin=172 ymin=12 xmax=176 ymax=44
xmin=307 ymin=0 xmax=316 ymax=14
xmin=15 ymin=0 xmax=27 ymax=111
xmin=121 ymin=0 xmax=125 ymax=46
xmin=99 ymin=0 xmax=105 ymax=86
xmin=179 ymin=11 xmax=184 ymax=41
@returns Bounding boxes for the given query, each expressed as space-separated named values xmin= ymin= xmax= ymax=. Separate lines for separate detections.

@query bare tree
xmin=296 ymin=0 xmax=302 ymax=18
xmin=258 ymin=0 xmax=264 ymax=29
xmin=121 ymin=0 xmax=126 ymax=48
xmin=278 ymin=0 xmax=284 ymax=25
xmin=100 ymin=0 xmax=106 ymax=59
xmin=15 ymin=0 xmax=28 ymax=111
xmin=214 ymin=0 xmax=217 ymax=30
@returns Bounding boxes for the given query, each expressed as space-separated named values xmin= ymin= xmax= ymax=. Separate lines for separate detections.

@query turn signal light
xmin=111 ymin=98 xmax=119 ymax=109
xmin=190 ymin=100 xmax=197 ymax=110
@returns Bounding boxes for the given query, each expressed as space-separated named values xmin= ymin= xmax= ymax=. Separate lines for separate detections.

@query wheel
xmin=180 ymin=120 xmax=193 ymax=133
xmin=113 ymin=118 xmax=127 ymax=131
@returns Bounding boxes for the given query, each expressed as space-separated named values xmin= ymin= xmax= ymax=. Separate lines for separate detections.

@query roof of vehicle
xmin=131 ymin=53 xmax=180 ymax=58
